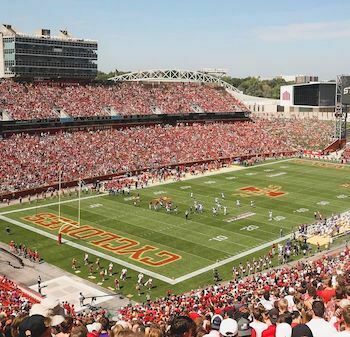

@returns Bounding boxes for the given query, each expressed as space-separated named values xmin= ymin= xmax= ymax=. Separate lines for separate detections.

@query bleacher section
xmin=0 ymin=275 xmax=40 ymax=316
xmin=0 ymin=119 xmax=333 ymax=196
xmin=0 ymin=80 xmax=249 ymax=120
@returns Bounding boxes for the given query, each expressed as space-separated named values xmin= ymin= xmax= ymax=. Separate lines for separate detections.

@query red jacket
xmin=262 ymin=325 xmax=276 ymax=337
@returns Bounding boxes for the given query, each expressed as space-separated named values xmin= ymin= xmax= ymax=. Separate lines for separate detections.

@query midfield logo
xmin=237 ymin=185 xmax=286 ymax=198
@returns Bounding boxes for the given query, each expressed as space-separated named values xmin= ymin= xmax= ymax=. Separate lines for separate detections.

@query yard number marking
xmin=209 ymin=235 xmax=228 ymax=241
xmin=240 ymin=225 xmax=259 ymax=231
xmin=89 ymin=203 xmax=103 ymax=208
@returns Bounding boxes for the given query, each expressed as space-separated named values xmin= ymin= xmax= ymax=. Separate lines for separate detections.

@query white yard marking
xmin=173 ymin=233 xmax=294 ymax=283
xmin=153 ymin=191 xmax=166 ymax=195
xmin=209 ymin=235 xmax=228 ymax=242
xmin=267 ymin=172 xmax=287 ymax=177
xmin=280 ymin=165 xmax=289 ymax=169
xmin=245 ymin=172 xmax=257 ymax=176
xmin=0 ymin=193 xmax=109 ymax=216
xmin=317 ymin=201 xmax=330 ymax=205
xmin=180 ymin=186 xmax=192 ymax=190
xmin=273 ymin=216 xmax=286 ymax=221
xmin=89 ymin=203 xmax=103 ymax=208
xmin=225 ymin=176 xmax=237 ymax=180
xmin=224 ymin=212 xmax=256 ymax=223
xmin=295 ymin=208 xmax=309 ymax=213
xmin=124 ymin=196 xmax=138 ymax=201
xmin=204 ymin=180 xmax=216 ymax=184
xmin=240 ymin=225 xmax=259 ymax=231
xmin=337 ymin=195 xmax=348 ymax=199
xmin=264 ymin=169 xmax=274 ymax=172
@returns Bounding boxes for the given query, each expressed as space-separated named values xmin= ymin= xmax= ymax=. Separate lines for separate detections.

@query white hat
xmin=29 ymin=298 xmax=65 ymax=326
xmin=87 ymin=322 xmax=102 ymax=333
xmin=276 ymin=323 xmax=292 ymax=337
xmin=116 ymin=320 xmax=130 ymax=329
xmin=219 ymin=318 xmax=238 ymax=336
xmin=339 ymin=299 xmax=350 ymax=308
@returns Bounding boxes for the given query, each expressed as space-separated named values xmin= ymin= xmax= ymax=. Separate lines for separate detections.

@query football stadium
xmin=0 ymin=4 xmax=350 ymax=337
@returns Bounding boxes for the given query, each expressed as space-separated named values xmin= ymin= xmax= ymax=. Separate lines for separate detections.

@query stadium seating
xmin=342 ymin=145 xmax=350 ymax=163
xmin=1 ymin=247 xmax=348 ymax=337
xmin=0 ymin=119 xmax=333 ymax=195
xmin=118 ymin=247 xmax=350 ymax=327
xmin=0 ymin=275 xmax=40 ymax=317
xmin=0 ymin=80 xmax=248 ymax=120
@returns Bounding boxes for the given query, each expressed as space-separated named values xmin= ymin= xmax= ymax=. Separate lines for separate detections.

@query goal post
xmin=58 ymin=176 xmax=82 ymax=236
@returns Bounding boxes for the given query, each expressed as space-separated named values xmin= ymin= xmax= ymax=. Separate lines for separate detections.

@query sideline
xmin=0 ymin=213 xmax=292 ymax=285
xmin=0 ymin=158 xmax=297 ymax=285
xmin=0 ymin=214 xmax=176 ymax=284
xmin=0 ymin=193 xmax=109 ymax=215
xmin=0 ymin=158 xmax=293 ymax=215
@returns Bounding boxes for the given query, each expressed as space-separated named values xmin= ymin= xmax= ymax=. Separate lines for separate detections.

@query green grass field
xmin=1 ymin=158 xmax=350 ymax=299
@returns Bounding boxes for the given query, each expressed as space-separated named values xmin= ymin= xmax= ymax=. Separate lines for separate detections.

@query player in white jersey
xmin=223 ymin=206 xmax=227 ymax=215
xmin=144 ymin=278 xmax=153 ymax=290
xmin=137 ymin=272 xmax=144 ymax=285
xmin=108 ymin=262 xmax=113 ymax=276
xmin=120 ymin=268 xmax=127 ymax=281
xmin=269 ymin=210 xmax=273 ymax=221
xmin=236 ymin=199 xmax=241 ymax=207
xmin=198 ymin=203 xmax=203 ymax=213
xmin=84 ymin=253 xmax=89 ymax=265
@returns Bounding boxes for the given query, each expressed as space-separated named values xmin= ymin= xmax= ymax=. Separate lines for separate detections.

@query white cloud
xmin=257 ymin=21 xmax=350 ymax=42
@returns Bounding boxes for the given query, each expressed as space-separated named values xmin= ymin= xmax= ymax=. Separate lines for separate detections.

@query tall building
xmin=0 ymin=24 xmax=98 ymax=79
xmin=295 ymin=75 xmax=318 ymax=84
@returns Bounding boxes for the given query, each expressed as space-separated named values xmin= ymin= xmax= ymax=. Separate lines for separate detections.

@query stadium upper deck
xmin=0 ymin=80 xmax=249 ymax=120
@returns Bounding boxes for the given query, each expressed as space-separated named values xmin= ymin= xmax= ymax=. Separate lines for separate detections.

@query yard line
xmin=62 ymin=200 xmax=250 ymax=254
xmin=0 ymin=214 xmax=177 ymax=285
xmin=0 ymin=158 xmax=294 ymax=216
xmin=172 ymin=233 xmax=293 ymax=283
xmin=0 ymin=193 xmax=109 ymax=215
xmin=0 ymin=212 xmax=292 ymax=285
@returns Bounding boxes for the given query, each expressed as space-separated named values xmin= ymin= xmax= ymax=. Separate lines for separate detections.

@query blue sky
xmin=1 ymin=0 xmax=349 ymax=79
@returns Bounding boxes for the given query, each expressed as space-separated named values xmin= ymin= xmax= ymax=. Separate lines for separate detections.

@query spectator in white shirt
xmin=307 ymin=300 xmax=337 ymax=337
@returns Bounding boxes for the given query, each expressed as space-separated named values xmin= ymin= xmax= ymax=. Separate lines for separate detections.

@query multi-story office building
xmin=0 ymin=24 xmax=97 ymax=79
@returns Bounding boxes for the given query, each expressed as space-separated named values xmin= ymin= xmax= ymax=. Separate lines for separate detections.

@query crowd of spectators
xmin=0 ymin=246 xmax=349 ymax=337
xmin=0 ymin=80 xmax=248 ymax=120
xmin=0 ymin=119 xmax=333 ymax=196
xmin=341 ymin=146 xmax=350 ymax=164
xmin=0 ymin=275 xmax=39 ymax=318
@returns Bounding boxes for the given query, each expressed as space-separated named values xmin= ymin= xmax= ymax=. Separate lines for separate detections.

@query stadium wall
xmin=0 ymin=112 xmax=250 ymax=137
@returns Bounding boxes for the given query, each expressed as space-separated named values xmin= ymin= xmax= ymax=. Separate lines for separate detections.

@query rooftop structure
xmin=0 ymin=24 xmax=98 ymax=79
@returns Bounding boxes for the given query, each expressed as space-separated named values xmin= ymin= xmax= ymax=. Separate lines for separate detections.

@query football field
xmin=1 ymin=158 xmax=350 ymax=296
